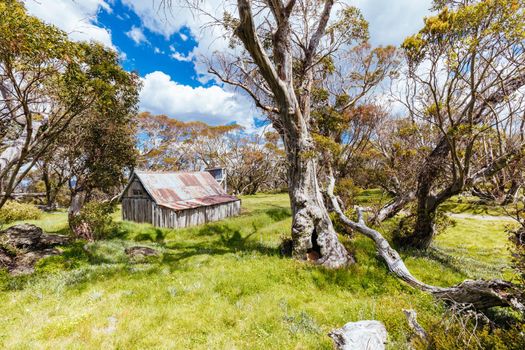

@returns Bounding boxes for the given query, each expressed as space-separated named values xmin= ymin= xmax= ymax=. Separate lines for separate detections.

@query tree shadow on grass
xmin=107 ymin=223 xmax=166 ymax=245
xmin=45 ymin=226 xmax=73 ymax=236
xmin=0 ymin=214 xmax=282 ymax=293
xmin=163 ymin=225 xmax=280 ymax=263
xmin=133 ymin=229 xmax=166 ymax=244
xmin=406 ymin=246 xmax=485 ymax=278
xmin=266 ymin=207 xmax=292 ymax=222
xmin=241 ymin=204 xmax=291 ymax=222
xmin=195 ymin=223 xmax=236 ymax=237
xmin=439 ymin=201 xmax=503 ymax=215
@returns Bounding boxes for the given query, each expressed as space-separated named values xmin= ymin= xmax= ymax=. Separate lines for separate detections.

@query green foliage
xmin=0 ymin=0 xmax=74 ymax=66
xmin=327 ymin=6 xmax=369 ymax=44
xmin=312 ymin=132 xmax=342 ymax=157
xmin=0 ymin=1 xmax=139 ymax=206
xmin=63 ymin=42 xmax=140 ymax=195
xmin=0 ymin=201 xmax=42 ymax=226
xmin=402 ymin=0 xmax=525 ymax=66
xmin=70 ymin=202 xmax=115 ymax=241
xmin=335 ymin=178 xmax=361 ymax=207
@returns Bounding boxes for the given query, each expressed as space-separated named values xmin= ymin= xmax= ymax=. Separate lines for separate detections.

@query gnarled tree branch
xmin=208 ymin=67 xmax=279 ymax=114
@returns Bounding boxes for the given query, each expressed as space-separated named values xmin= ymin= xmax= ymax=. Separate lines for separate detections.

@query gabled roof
xmin=131 ymin=171 xmax=239 ymax=211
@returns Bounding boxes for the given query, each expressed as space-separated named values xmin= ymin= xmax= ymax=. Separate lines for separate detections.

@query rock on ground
xmin=0 ymin=224 xmax=70 ymax=275
xmin=329 ymin=320 xmax=388 ymax=350
xmin=125 ymin=246 xmax=160 ymax=263
xmin=125 ymin=246 xmax=159 ymax=257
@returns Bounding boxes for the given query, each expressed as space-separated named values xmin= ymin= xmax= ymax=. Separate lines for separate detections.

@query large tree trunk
xmin=233 ymin=0 xmax=352 ymax=268
xmin=402 ymin=138 xmax=450 ymax=249
xmin=41 ymin=163 xmax=57 ymax=210
xmin=287 ymin=137 xmax=354 ymax=268
xmin=407 ymin=194 xmax=439 ymax=250
xmin=406 ymin=144 xmax=524 ymax=249
xmin=502 ymin=179 xmax=521 ymax=205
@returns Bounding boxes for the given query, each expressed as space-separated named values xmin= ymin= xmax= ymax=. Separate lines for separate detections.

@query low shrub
xmin=0 ymin=201 xmax=42 ymax=225
xmin=335 ymin=178 xmax=361 ymax=208
xmin=70 ymin=201 xmax=115 ymax=240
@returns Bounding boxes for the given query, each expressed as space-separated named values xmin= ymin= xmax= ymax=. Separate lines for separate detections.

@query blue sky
xmin=97 ymin=3 xmax=199 ymax=87
xmin=24 ymin=0 xmax=432 ymax=130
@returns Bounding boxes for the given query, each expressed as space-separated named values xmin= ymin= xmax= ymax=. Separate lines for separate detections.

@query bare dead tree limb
xmin=403 ymin=309 xmax=428 ymax=341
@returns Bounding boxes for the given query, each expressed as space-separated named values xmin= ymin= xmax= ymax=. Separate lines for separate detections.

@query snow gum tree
xmin=398 ymin=0 xmax=525 ymax=249
xmin=180 ymin=0 xmax=379 ymax=267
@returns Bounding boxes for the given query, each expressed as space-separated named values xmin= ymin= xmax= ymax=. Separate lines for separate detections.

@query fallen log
xmin=326 ymin=171 xmax=524 ymax=312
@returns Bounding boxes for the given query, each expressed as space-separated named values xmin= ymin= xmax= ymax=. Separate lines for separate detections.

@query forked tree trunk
xmin=233 ymin=0 xmax=352 ymax=268
xmin=287 ymin=135 xmax=354 ymax=268
xmin=402 ymin=138 xmax=450 ymax=250
xmin=406 ymin=145 xmax=524 ymax=250
xmin=403 ymin=73 xmax=525 ymax=249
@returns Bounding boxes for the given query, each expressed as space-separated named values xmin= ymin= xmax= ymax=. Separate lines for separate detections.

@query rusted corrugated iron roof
xmin=133 ymin=171 xmax=239 ymax=211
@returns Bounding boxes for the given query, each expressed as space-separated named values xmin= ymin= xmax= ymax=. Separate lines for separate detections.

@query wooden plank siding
xmin=121 ymin=174 xmax=241 ymax=229
xmin=150 ymin=200 xmax=241 ymax=228
xmin=122 ymin=198 xmax=154 ymax=223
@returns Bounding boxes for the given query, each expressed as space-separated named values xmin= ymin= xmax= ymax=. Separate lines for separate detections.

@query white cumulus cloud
xmin=126 ymin=25 xmax=149 ymax=45
xmin=122 ymin=0 xmax=433 ymax=82
xmin=170 ymin=51 xmax=193 ymax=62
xmin=139 ymin=71 xmax=261 ymax=129
xmin=23 ymin=0 xmax=115 ymax=49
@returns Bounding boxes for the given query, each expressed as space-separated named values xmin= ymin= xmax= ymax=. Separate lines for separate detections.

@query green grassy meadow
xmin=0 ymin=193 xmax=518 ymax=349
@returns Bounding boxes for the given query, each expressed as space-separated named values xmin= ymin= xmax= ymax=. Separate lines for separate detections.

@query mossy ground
xmin=0 ymin=193 xmax=518 ymax=349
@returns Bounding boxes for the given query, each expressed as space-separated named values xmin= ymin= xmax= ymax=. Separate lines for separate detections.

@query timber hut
xmin=121 ymin=171 xmax=241 ymax=228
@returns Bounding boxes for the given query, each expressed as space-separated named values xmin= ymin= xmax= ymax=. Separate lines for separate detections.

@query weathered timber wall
xmin=122 ymin=196 xmax=241 ymax=228
xmin=122 ymin=197 xmax=154 ymax=223
xmin=151 ymin=200 xmax=241 ymax=228
xmin=121 ymin=177 xmax=154 ymax=223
